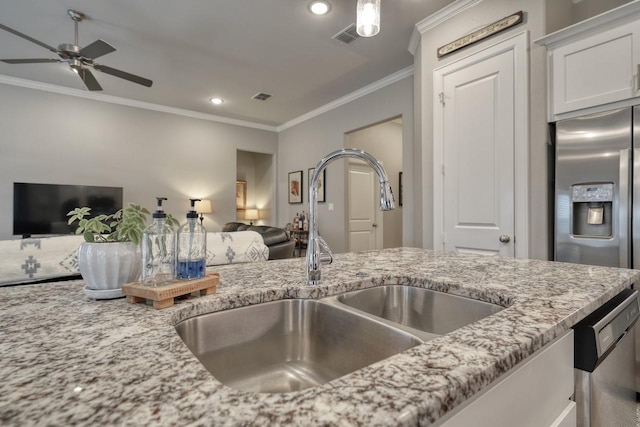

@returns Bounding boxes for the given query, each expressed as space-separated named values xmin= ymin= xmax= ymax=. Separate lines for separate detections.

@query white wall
xmin=0 ymin=83 xmax=278 ymax=239
xmin=277 ymin=77 xmax=415 ymax=254
xmin=416 ymin=0 xmax=549 ymax=259
xmin=346 ymin=121 xmax=403 ymax=249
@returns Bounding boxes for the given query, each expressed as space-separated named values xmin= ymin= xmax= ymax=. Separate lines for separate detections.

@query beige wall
xmin=277 ymin=77 xmax=415 ymax=254
xmin=545 ymin=0 xmax=633 ymax=33
xmin=0 ymin=83 xmax=278 ymax=239
xmin=572 ymin=0 xmax=632 ymax=23
xmin=416 ymin=0 xmax=550 ymax=259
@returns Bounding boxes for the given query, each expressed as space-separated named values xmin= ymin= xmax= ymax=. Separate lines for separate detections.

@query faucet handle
xmin=317 ymin=236 xmax=333 ymax=265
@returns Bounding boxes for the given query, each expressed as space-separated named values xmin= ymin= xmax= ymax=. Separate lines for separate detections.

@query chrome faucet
xmin=306 ymin=148 xmax=395 ymax=285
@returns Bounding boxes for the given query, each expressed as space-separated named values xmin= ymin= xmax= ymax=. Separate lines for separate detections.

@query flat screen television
xmin=13 ymin=183 xmax=124 ymax=237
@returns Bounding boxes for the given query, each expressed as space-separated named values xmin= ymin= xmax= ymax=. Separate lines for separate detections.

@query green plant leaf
xmin=68 ymin=203 xmax=149 ymax=243
xmin=67 ymin=207 xmax=91 ymax=224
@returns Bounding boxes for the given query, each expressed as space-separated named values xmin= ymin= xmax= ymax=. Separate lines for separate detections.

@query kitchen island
xmin=1 ymin=248 xmax=638 ymax=426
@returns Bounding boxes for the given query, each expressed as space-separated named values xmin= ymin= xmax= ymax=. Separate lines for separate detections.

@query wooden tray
xmin=122 ymin=272 xmax=219 ymax=309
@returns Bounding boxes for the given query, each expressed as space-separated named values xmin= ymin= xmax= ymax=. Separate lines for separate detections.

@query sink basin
xmin=336 ymin=285 xmax=503 ymax=336
xmin=175 ymin=299 xmax=421 ymax=393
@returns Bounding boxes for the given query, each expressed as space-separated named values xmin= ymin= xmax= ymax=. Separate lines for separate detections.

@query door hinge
xmin=441 ymin=164 xmax=445 ymax=175
xmin=441 ymin=232 xmax=446 ymax=244
xmin=439 ymin=92 xmax=445 ymax=106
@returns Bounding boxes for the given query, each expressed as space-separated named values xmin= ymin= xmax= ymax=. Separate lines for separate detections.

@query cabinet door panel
xmin=437 ymin=332 xmax=573 ymax=427
xmin=552 ymin=21 xmax=640 ymax=114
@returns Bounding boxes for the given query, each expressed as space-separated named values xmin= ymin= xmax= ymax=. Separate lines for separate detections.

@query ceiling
xmin=0 ymin=0 xmax=454 ymax=127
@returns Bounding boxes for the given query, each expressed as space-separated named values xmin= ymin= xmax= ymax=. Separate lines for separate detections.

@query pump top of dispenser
xmin=153 ymin=197 xmax=168 ymax=219
xmin=187 ymin=198 xmax=201 ymax=219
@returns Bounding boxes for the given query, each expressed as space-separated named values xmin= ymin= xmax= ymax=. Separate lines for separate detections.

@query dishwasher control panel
xmin=574 ymin=288 xmax=639 ymax=372
xmin=597 ymin=295 xmax=639 ymax=355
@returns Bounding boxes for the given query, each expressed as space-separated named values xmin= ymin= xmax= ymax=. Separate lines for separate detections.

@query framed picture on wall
xmin=308 ymin=168 xmax=326 ymax=203
xmin=288 ymin=171 xmax=303 ymax=204
xmin=236 ymin=180 xmax=247 ymax=210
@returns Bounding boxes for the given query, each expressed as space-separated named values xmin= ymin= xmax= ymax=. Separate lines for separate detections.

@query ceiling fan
xmin=0 ymin=9 xmax=153 ymax=91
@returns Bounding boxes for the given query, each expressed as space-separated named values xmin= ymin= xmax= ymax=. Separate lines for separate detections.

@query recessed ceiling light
xmin=308 ymin=1 xmax=331 ymax=15
xmin=209 ymin=97 xmax=224 ymax=105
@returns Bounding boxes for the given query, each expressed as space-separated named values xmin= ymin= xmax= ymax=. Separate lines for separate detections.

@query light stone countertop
xmin=1 ymin=247 xmax=638 ymax=426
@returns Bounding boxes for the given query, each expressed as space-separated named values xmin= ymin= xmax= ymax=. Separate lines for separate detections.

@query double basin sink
xmin=175 ymin=285 xmax=503 ymax=394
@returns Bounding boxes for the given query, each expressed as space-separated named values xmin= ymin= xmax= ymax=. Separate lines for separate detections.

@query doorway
xmin=345 ymin=117 xmax=403 ymax=251
xmin=236 ymin=150 xmax=275 ymax=225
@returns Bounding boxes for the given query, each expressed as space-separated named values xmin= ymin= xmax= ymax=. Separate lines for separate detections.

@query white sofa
xmin=0 ymin=231 xmax=269 ymax=286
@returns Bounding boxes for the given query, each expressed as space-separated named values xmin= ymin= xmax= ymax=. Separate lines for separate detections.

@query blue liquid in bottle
xmin=177 ymin=259 xmax=206 ymax=280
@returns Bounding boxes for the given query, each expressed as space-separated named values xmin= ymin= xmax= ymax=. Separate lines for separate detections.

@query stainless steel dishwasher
xmin=574 ymin=288 xmax=639 ymax=427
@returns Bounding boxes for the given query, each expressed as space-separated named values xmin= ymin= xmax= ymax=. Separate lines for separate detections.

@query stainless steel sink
xmin=335 ymin=285 xmax=503 ymax=336
xmin=175 ymin=299 xmax=421 ymax=393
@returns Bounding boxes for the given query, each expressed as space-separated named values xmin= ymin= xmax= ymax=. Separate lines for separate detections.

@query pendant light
xmin=356 ymin=0 xmax=381 ymax=37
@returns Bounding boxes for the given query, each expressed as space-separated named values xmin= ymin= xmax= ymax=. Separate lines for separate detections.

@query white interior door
xmin=348 ymin=162 xmax=382 ymax=251
xmin=434 ymin=34 xmax=529 ymax=257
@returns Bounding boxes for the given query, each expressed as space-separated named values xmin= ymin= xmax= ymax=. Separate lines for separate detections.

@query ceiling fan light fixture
xmin=309 ymin=1 xmax=331 ymax=15
xmin=209 ymin=97 xmax=224 ymax=105
xmin=356 ymin=0 xmax=381 ymax=37
xmin=69 ymin=58 xmax=81 ymax=74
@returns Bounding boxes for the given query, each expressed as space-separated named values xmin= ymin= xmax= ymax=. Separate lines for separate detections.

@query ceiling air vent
xmin=332 ymin=24 xmax=360 ymax=45
xmin=252 ymin=92 xmax=272 ymax=101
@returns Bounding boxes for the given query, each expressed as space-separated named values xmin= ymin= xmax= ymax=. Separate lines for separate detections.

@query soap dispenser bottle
xmin=177 ymin=198 xmax=207 ymax=280
xmin=142 ymin=197 xmax=176 ymax=286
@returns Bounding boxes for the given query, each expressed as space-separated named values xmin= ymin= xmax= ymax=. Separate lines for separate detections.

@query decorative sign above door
xmin=437 ymin=11 xmax=523 ymax=58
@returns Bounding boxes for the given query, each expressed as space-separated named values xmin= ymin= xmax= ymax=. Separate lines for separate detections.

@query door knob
xmin=372 ymin=223 xmax=378 ymax=228
xmin=499 ymin=234 xmax=511 ymax=243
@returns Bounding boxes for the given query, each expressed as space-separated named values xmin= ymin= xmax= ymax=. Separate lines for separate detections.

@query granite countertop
xmin=1 ymin=248 xmax=638 ymax=426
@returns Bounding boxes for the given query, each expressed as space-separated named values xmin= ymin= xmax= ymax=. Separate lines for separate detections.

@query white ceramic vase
xmin=78 ymin=242 xmax=142 ymax=296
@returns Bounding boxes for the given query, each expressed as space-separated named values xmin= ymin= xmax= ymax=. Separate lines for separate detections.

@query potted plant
xmin=67 ymin=203 xmax=151 ymax=298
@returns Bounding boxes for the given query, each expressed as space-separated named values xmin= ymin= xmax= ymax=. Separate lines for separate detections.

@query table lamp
xmin=195 ymin=199 xmax=212 ymax=225
xmin=245 ymin=209 xmax=259 ymax=226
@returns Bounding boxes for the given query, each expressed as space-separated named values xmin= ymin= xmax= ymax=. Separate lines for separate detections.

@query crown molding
xmin=0 ymin=66 xmax=415 ymax=134
xmin=408 ymin=0 xmax=482 ymax=55
xmin=277 ymin=65 xmax=414 ymax=132
xmin=0 ymin=74 xmax=278 ymax=132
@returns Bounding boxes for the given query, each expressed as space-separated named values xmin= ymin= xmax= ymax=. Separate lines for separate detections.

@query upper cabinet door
xmin=551 ymin=20 xmax=640 ymax=115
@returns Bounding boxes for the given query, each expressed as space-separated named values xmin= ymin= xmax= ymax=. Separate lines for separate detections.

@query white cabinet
xmin=435 ymin=331 xmax=574 ymax=427
xmin=536 ymin=2 xmax=640 ymax=120
xmin=551 ymin=21 xmax=640 ymax=115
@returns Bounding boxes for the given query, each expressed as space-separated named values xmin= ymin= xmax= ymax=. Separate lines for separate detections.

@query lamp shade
xmin=195 ymin=199 xmax=212 ymax=214
xmin=356 ymin=0 xmax=380 ymax=37
xmin=245 ymin=209 xmax=259 ymax=221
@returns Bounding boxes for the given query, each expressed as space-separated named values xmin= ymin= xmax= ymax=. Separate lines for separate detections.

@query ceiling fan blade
xmin=1 ymin=58 xmax=61 ymax=64
xmin=78 ymin=68 xmax=102 ymax=91
xmin=79 ymin=40 xmax=115 ymax=60
xmin=0 ymin=22 xmax=58 ymax=54
xmin=93 ymin=63 xmax=153 ymax=87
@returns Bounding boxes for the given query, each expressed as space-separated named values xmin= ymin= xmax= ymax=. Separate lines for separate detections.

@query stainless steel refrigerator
xmin=555 ymin=106 xmax=637 ymax=268
xmin=554 ymin=106 xmax=640 ymax=425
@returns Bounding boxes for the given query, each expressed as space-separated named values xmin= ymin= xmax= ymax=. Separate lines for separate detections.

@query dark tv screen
xmin=13 ymin=183 xmax=124 ymax=236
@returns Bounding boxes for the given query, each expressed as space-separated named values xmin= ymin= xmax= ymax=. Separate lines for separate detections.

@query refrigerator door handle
xmin=620 ymin=148 xmax=631 ymax=269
